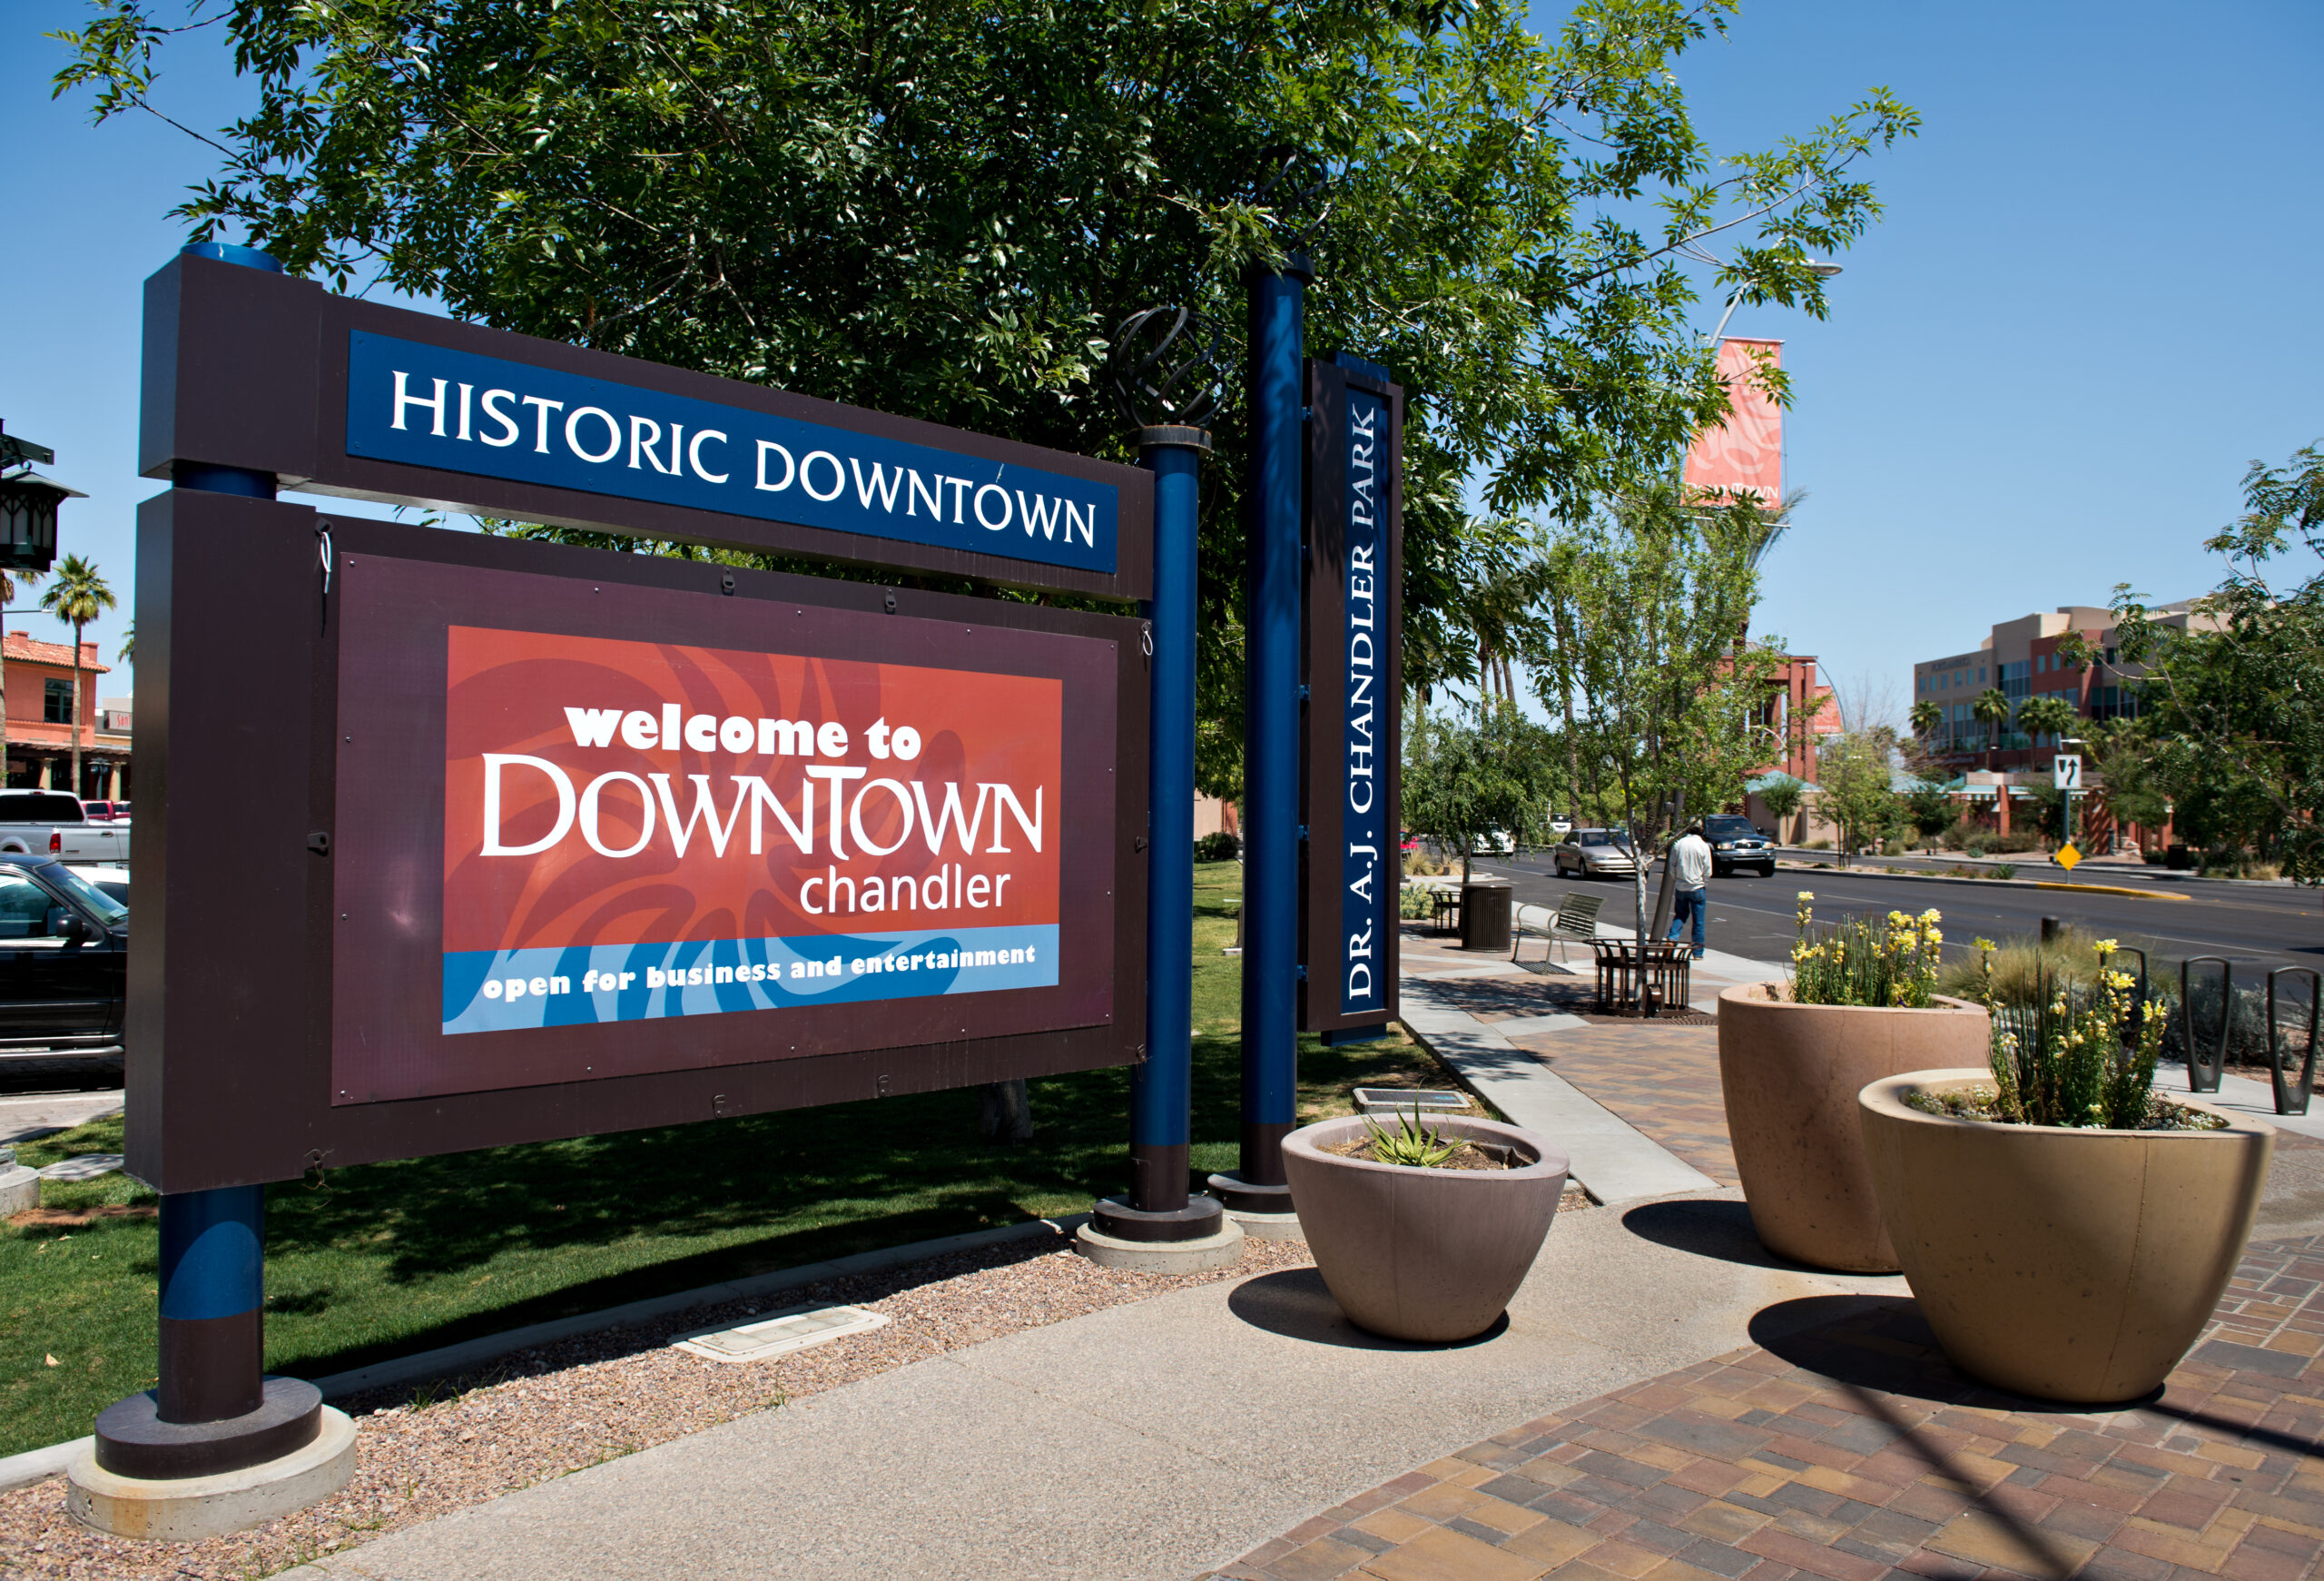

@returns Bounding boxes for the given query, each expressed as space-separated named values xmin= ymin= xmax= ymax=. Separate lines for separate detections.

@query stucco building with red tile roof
xmin=1 ymin=630 xmax=130 ymax=799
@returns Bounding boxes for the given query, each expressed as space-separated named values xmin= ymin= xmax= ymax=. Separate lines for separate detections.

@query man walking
xmin=1666 ymin=822 xmax=1712 ymax=960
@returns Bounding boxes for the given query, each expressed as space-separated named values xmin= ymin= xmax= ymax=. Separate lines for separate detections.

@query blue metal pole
xmin=1088 ymin=424 xmax=1225 ymax=1244
xmin=1231 ymin=255 xmax=1310 ymax=1203
xmin=153 ymin=1185 xmax=267 ymax=1422
xmin=1128 ymin=438 xmax=1201 ymax=1211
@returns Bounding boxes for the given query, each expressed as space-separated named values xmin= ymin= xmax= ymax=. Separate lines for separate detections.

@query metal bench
xmin=1512 ymin=893 xmax=1604 ymax=966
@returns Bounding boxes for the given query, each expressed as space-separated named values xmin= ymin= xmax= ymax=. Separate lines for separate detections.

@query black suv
xmin=1702 ymin=814 xmax=1776 ymax=878
xmin=0 ymin=857 xmax=127 ymax=1058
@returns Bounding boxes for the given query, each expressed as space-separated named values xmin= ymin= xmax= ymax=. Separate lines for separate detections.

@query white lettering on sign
xmin=478 ymin=697 xmax=1041 ymax=897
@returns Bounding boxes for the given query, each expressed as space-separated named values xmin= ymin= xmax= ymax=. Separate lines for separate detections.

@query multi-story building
xmin=1912 ymin=601 xmax=2217 ymax=772
xmin=1911 ymin=600 xmax=2221 ymax=849
xmin=1 ymin=632 xmax=131 ymax=799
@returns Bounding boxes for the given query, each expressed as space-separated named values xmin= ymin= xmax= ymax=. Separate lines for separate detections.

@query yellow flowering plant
xmin=1788 ymin=895 xmax=1944 ymax=1008
xmin=1988 ymin=940 xmax=2168 ymax=1129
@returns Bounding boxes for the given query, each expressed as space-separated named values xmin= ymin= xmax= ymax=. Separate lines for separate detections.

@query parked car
xmin=1469 ymin=830 xmax=1516 ymax=855
xmin=1551 ymin=828 xmax=1637 ymax=879
xmin=0 ymin=856 xmax=127 ymax=1058
xmin=0 ymin=790 xmax=132 ymax=865
xmin=1547 ymin=815 xmax=1575 ymax=837
xmin=1701 ymin=813 xmax=1777 ymax=878
xmin=81 ymin=801 xmax=126 ymax=823
xmin=78 ymin=865 xmax=129 ymax=905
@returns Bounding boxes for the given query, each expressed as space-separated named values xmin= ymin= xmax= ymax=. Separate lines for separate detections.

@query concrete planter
xmin=1282 ymin=1114 xmax=1567 ymax=1343
xmin=1718 ymin=983 xmax=1990 ymax=1273
xmin=1861 ymin=1070 xmax=2275 ymax=1403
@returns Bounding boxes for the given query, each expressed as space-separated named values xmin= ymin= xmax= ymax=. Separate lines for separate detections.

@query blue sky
xmin=4 ymin=0 xmax=2319 ymax=707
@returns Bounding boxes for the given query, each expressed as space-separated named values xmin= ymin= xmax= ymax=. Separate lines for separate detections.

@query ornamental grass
xmin=1787 ymin=894 xmax=1944 ymax=1008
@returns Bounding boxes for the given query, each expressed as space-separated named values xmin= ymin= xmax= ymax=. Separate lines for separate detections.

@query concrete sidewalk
xmin=290 ymin=1193 xmax=1902 ymax=1581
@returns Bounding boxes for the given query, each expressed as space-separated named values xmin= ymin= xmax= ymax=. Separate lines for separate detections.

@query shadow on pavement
xmin=1618 ymin=1197 xmax=1836 ymax=1271
xmin=1225 ymin=1267 xmax=1510 ymax=1350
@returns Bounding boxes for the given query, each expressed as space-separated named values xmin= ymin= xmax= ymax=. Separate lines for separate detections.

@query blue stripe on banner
xmin=345 ymin=331 xmax=1118 ymax=575
xmin=441 ymin=924 xmax=1059 ymax=1034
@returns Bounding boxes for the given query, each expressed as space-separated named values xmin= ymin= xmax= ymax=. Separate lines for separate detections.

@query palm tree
xmin=39 ymin=557 xmax=114 ymax=799
xmin=2018 ymin=695 xmax=2080 ymax=756
xmin=1971 ymin=687 xmax=2013 ymax=773
xmin=117 ymin=621 xmax=133 ymax=664
xmin=1909 ymin=698 xmax=1941 ymax=741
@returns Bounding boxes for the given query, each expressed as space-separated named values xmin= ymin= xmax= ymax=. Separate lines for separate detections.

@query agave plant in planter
xmin=1718 ymin=896 xmax=1988 ymax=1272
xmin=1862 ymin=942 xmax=2275 ymax=1403
xmin=1282 ymin=1107 xmax=1569 ymax=1343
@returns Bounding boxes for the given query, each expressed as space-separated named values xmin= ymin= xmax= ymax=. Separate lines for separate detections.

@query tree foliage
xmin=55 ymin=0 xmax=1912 ymax=795
xmin=2096 ymin=442 xmax=2324 ymax=881
xmin=1528 ymin=479 xmax=1785 ymax=928
xmin=1401 ymin=697 xmax=1560 ymax=883
xmin=1813 ymin=728 xmax=1897 ymax=863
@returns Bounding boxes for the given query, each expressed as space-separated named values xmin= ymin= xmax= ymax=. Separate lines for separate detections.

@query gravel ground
xmin=0 ymin=1226 xmax=1336 ymax=1579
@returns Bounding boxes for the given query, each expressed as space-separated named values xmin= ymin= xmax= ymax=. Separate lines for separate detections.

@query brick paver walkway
xmin=1504 ymin=1023 xmax=1739 ymax=1187
xmin=1204 ymin=1233 xmax=2324 ymax=1581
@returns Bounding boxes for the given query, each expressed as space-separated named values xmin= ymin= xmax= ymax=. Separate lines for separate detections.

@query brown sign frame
xmin=141 ymin=253 xmax=1152 ymax=602
xmin=127 ymin=489 xmax=1148 ymax=1193
xmin=1299 ymin=357 xmax=1404 ymax=1035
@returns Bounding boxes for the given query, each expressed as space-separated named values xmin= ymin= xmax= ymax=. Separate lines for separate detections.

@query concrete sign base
xmin=66 ymin=1408 xmax=356 ymax=1540
xmin=1073 ymin=1219 xmax=1245 ymax=1273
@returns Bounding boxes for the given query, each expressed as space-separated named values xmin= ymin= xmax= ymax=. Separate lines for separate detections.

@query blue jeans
xmin=1667 ymin=886 xmax=1705 ymax=955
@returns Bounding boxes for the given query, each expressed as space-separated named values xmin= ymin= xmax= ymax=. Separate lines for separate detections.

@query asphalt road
xmin=1469 ymin=852 xmax=2323 ymax=983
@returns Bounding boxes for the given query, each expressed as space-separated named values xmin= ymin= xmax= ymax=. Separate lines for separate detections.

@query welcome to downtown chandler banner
xmin=440 ymin=627 xmax=1062 ymax=1035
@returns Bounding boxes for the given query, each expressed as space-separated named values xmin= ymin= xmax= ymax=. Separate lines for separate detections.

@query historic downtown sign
xmin=132 ymin=252 xmax=1149 ymax=1191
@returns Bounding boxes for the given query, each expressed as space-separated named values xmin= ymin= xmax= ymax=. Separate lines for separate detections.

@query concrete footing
xmin=0 ymin=1165 xmax=36 ymax=1216
xmin=67 ymin=1408 xmax=356 ymax=1540
xmin=1224 ymin=1208 xmax=1304 ymax=1242
xmin=1072 ymin=1219 xmax=1245 ymax=1273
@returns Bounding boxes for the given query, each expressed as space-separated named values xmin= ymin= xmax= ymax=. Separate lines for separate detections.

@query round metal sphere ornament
xmin=1109 ymin=306 xmax=1221 ymax=448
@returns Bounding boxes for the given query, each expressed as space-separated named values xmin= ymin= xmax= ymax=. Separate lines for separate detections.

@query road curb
xmin=1776 ymin=864 xmax=2189 ymax=902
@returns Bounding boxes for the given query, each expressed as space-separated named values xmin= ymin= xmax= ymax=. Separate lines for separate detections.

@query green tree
xmin=1531 ymin=480 xmax=1785 ymax=932
xmin=1903 ymin=781 xmax=1953 ymax=852
xmin=116 ymin=620 xmax=133 ymax=663
xmin=2104 ymin=441 xmax=2324 ymax=881
xmin=2083 ymin=716 xmax=2170 ymax=845
xmin=1971 ymin=687 xmax=2013 ymax=771
xmin=1401 ymin=697 xmax=1560 ymax=883
xmin=57 ymin=0 xmax=1911 ymax=794
xmin=1815 ymin=728 xmax=1898 ymax=864
xmin=2017 ymin=694 xmax=2079 ymax=752
xmin=38 ymin=556 xmax=115 ymax=797
xmin=1908 ymin=697 xmax=1940 ymax=741
xmin=1755 ymin=773 xmax=1807 ymax=840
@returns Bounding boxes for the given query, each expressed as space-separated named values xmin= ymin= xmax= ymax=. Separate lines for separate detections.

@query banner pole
xmin=1079 ymin=421 xmax=1235 ymax=1253
xmin=1224 ymin=252 xmax=1311 ymax=1213
xmin=1128 ymin=429 xmax=1205 ymax=1212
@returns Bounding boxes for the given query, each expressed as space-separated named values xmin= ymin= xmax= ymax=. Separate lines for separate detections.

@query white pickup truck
xmin=0 ymin=791 xmax=131 ymax=865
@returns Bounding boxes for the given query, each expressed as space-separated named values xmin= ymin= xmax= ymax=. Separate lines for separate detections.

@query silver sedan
xmin=1551 ymin=829 xmax=1638 ymax=879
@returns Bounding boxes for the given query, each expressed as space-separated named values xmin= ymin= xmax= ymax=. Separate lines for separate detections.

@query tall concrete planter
xmin=1717 ymin=983 xmax=1989 ymax=1273
xmin=1282 ymin=1114 xmax=1568 ymax=1343
xmin=1861 ymin=1070 xmax=2275 ymax=1403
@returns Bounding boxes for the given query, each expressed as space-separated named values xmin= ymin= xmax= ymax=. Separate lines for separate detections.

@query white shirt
xmin=1670 ymin=832 xmax=1712 ymax=891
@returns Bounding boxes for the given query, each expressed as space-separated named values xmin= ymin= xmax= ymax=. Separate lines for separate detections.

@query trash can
xmin=1459 ymin=880 xmax=1513 ymax=953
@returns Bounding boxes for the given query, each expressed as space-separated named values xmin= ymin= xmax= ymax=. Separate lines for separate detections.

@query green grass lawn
xmin=0 ymin=863 xmax=1456 ymax=1457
